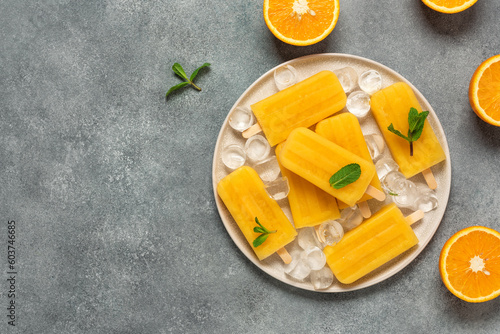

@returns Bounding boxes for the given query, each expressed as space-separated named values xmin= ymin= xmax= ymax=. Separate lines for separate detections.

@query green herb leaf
xmin=387 ymin=108 xmax=429 ymax=156
xmin=253 ymin=233 xmax=270 ymax=248
xmin=253 ymin=226 xmax=266 ymax=234
xmin=172 ymin=63 xmax=188 ymax=80
xmin=410 ymin=110 xmax=429 ymax=142
xmin=190 ymin=63 xmax=211 ymax=82
xmin=388 ymin=191 xmax=399 ymax=196
xmin=165 ymin=82 xmax=189 ymax=98
xmin=166 ymin=62 xmax=210 ymax=99
xmin=387 ymin=123 xmax=410 ymax=141
xmin=329 ymin=163 xmax=361 ymax=189
xmin=252 ymin=217 xmax=276 ymax=248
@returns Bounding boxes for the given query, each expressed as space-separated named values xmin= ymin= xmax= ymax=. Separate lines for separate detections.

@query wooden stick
xmin=242 ymin=123 xmax=262 ymax=138
xmin=314 ymin=225 xmax=325 ymax=244
xmin=365 ymin=185 xmax=386 ymax=201
xmin=422 ymin=168 xmax=437 ymax=190
xmin=276 ymin=247 xmax=292 ymax=264
xmin=405 ymin=210 xmax=424 ymax=226
xmin=358 ymin=201 xmax=372 ymax=218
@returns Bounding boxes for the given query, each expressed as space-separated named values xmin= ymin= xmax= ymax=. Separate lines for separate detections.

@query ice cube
xmin=317 ymin=220 xmax=344 ymax=246
xmin=359 ymin=69 xmax=382 ymax=95
xmin=346 ymin=90 xmax=371 ymax=118
xmin=364 ymin=133 xmax=385 ymax=162
xmin=333 ymin=66 xmax=358 ymax=93
xmin=414 ymin=183 xmax=438 ymax=212
xmin=375 ymin=157 xmax=399 ymax=181
xmin=301 ymin=246 xmax=326 ymax=271
xmin=221 ymin=145 xmax=246 ymax=170
xmin=382 ymin=171 xmax=418 ymax=209
xmin=264 ymin=176 xmax=290 ymax=200
xmin=297 ymin=227 xmax=321 ymax=250
xmin=284 ymin=257 xmax=311 ymax=281
xmin=244 ymin=135 xmax=270 ymax=163
xmin=228 ymin=106 xmax=254 ymax=132
xmin=274 ymin=65 xmax=298 ymax=91
xmin=339 ymin=205 xmax=364 ymax=231
xmin=254 ymin=156 xmax=281 ymax=182
xmin=310 ymin=266 xmax=334 ymax=290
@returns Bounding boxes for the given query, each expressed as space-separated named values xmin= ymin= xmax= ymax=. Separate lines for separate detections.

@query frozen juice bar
xmin=275 ymin=143 xmax=340 ymax=229
xmin=217 ymin=166 xmax=297 ymax=261
xmin=250 ymin=70 xmax=346 ymax=146
xmin=278 ymin=127 xmax=376 ymax=207
xmin=370 ymin=82 xmax=446 ymax=178
xmin=315 ymin=113 xmax=383 ymax=206
xmin=323 ymin=203 xmax=419 ymax=284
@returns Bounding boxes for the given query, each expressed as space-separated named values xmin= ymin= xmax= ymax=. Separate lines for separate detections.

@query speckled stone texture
xmin=1 ymin=1 xmax=500 ymax=333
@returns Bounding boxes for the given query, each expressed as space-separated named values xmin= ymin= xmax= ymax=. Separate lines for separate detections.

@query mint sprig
xmin=329 ymin=163 xmax=361 ymax=189
xmin=252 ymin=217 xmax=276 ymax=248
xmin=387 ymin=107 xmax=429 ymax=156
xmin=166 ymin=62 xmax=211 ymax=99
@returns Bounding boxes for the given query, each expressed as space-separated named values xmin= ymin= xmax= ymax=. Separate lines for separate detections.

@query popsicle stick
xmin=314 ymin=225 xmax=326 ymax=244
xmin=242 ymin=123 xmax=262 ymax=138
xmin=365 ymin=185 xmax=386 ymax=201
xmin=276 ymin=247 xmax=292 ymax=264
xmin=422 ymin=168 xmax=437 ymax=190
xmin=358 ymin=201 xmax=372 ymax=218
xmin=405 ymin=210 xmax=424 ymax=226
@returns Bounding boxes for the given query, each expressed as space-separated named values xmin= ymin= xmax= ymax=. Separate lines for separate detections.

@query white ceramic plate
xmin=212 ymin=53 xmax=451 ymax=292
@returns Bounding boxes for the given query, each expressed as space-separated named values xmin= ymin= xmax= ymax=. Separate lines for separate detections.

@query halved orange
xmin=439 ymin=226 xmax=500 ymax=303
xmin=469 ymin=54 xmax=500 ymax=127
xmin=263 ymin=0 xmax=340 ymax=46
xmin=421 ymin=0 xmax=478 ymax=14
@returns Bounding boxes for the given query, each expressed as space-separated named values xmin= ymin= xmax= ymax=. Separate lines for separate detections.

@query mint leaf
xmin=329 ymin=163 xmax=361 ymax=189
xmin=190 ymin=63 xmax=211 ymax=82
xmin=411 ymin=111 xmax=429 ymax=141
xmin=252 ymin=217 xmax=276 ymax=248
xmin=166 ymin=82 xmax=189 ymax=98
xmin=388 ymin=123 xmax=410 ymax=141
xmin=407 ymin=107 xmax=420 ymax=133
xmin=166 ymin=62 xmax=210 ymax=99
xmin=387 ymin=108 xmax=429 ymax=156
xmin=253 ymin=233 xmax=270 ymax=248
xmin=172 ymin=63 xmax=188 ymax=80
xmin=253 ymin=226 xmax=266 ymax=234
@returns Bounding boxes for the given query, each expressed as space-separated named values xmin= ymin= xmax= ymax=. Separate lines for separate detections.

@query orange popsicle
xmin=323 ymin=203 xmax=419 ymax=284
xmin=278 ymin=127 xmax=376 ymax=207
xmin=370 ymin=82 xmax=446 ymax=183
xmin=217 ymin=166 xmax=297 ymax=261
xmin=275 ymin=143 xmax=340 ymax=229
xmin=247 ymin=70 xmax=346 ymax=146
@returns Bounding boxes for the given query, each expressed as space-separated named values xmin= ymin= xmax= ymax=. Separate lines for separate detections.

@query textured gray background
xmin=1 ymin=0 xmax=500 ymax=333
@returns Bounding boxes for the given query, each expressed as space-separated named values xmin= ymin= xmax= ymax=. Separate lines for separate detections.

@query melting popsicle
xmin=244 ymin=70 xmax=347 ymax=146
xmin=217 ymin=166 xmax=297 ymax=262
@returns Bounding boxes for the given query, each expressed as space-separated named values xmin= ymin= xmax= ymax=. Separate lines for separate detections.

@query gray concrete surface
xmin=1 ymin=1 xmax=500 ymax=333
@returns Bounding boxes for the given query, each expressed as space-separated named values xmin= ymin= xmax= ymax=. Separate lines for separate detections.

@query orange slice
xmin=421 ymin=0 xmax=478 ymax=13
xmin=439 ymin=226 xmax=500 ymax=303
xmin=263 ymin=0 xmax=340 ymax=46
xmin=469 ymin=54 xmax=500 ymax=127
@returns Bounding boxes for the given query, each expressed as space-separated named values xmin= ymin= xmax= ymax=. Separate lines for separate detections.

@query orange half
xmin=439 ymin=226 xmax=500 ymax=303
xmin=421 ymin=0 xmax=478 ymax=14
xmin=469 ymin=54 xmax=500 ymax=127
xmin=263 ymin=0 xmax=340 ymax=46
